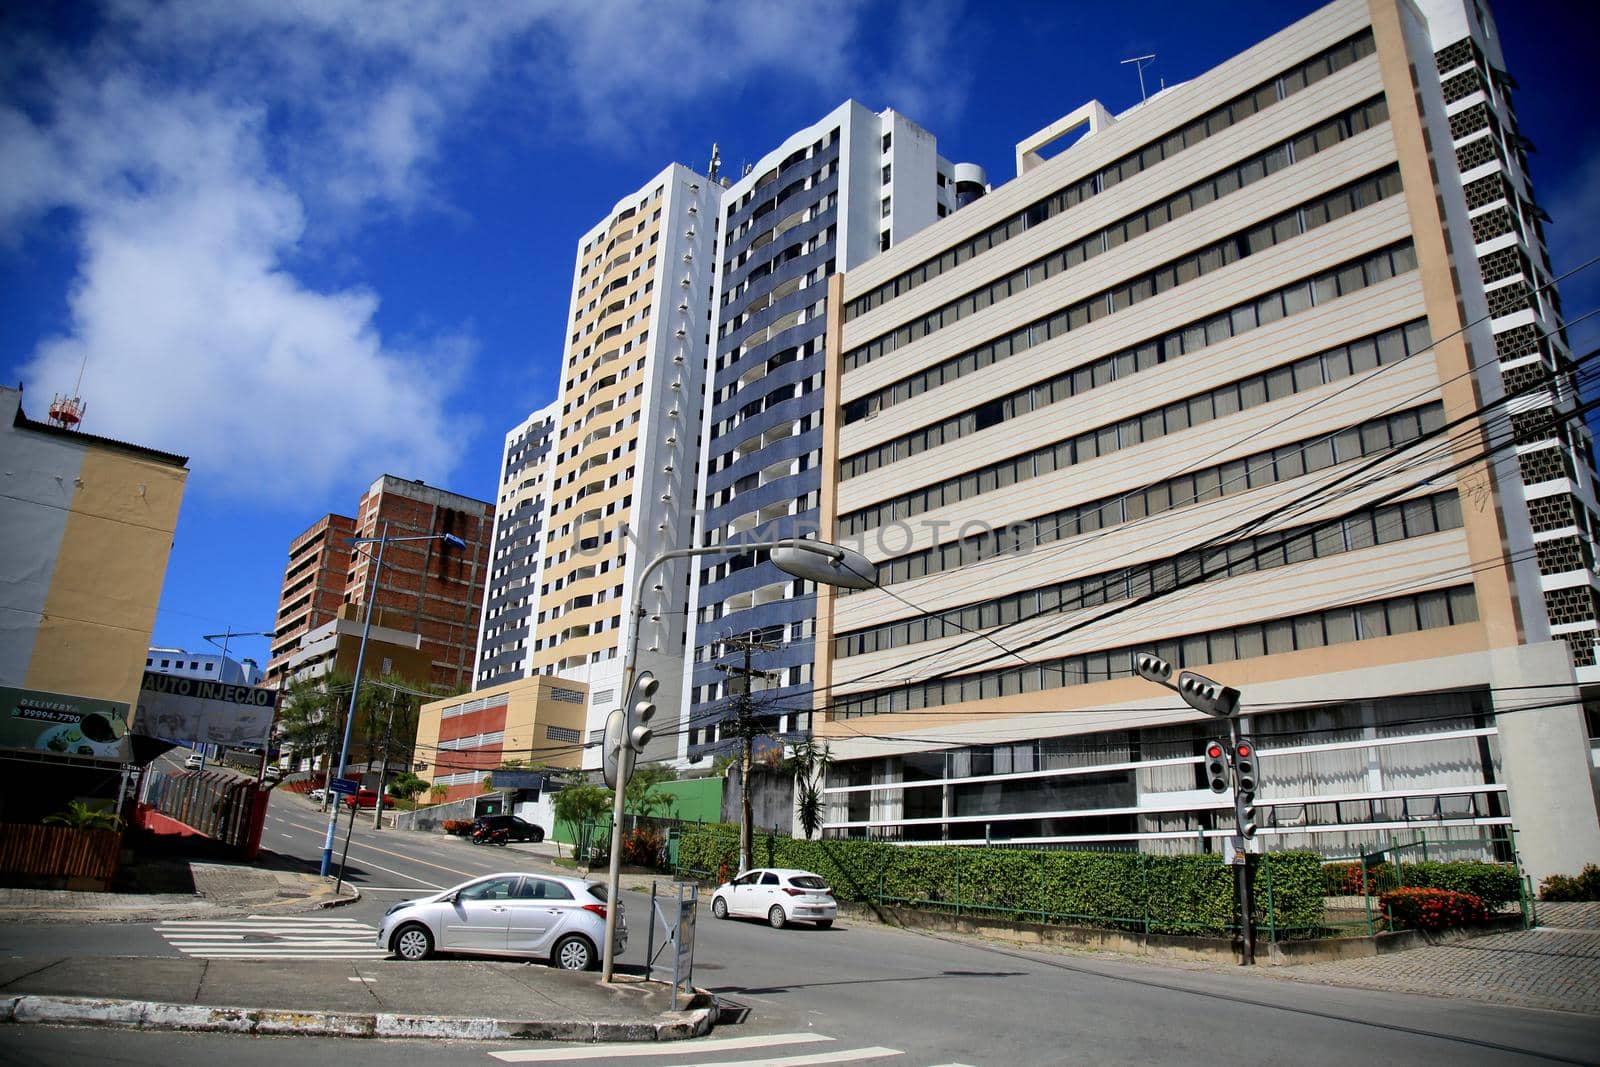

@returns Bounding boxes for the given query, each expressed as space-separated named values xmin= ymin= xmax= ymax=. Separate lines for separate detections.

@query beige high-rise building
xmin=531 ymin=164 xmax=722 ymax=767
xmin=814 ymin=0 xmax=1599 ymax=884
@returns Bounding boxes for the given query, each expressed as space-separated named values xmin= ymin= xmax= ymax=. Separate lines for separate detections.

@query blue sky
xmin=2 ymin=0 xmax=1595 ymax=673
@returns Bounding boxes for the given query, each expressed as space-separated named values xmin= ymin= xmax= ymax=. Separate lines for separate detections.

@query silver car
xmin=377 ymin=871 xmax=624 ymax=970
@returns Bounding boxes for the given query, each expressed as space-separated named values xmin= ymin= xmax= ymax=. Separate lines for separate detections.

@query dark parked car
xmin=472 ymin=814 xmax=544 ymax=842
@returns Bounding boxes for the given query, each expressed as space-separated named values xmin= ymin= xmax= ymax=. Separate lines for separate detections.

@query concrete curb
xmin=0 ymin=993 xmax=715 ymax=1042
xmin=316 ymin=883 xmax=361 ymax=909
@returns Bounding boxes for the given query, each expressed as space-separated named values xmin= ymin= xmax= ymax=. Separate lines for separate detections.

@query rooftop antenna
xmin=1121 ymin=54 xmax=1157 ymax=104
xmin=47 ymin=352 xmax=89 ymax=430
xmin=708 ymin=142 xmax=722 ymax=182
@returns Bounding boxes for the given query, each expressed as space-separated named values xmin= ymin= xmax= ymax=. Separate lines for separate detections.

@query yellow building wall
xmin=25 ymin=448 xmax=187 ymax=717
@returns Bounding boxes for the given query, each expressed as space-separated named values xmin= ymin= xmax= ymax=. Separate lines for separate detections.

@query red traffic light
xmin=1236 ymin=742 xmax=1253 ymax=759
xmin=1206 ymin=742 xmax=1225 ymax=759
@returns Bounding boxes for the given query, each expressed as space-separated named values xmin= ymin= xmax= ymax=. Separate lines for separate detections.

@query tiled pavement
xmin=1268 ymin=903 xmax=1600 ymax=1014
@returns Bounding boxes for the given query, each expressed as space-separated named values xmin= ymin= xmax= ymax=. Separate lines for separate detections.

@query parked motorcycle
xmin=470 ymin=824 xmax=510 ymax=846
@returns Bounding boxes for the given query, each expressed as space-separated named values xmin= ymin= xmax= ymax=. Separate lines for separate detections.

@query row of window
xmin=840 ymin=249 xmax=1426 ymax=481
xmin=834 ymin=489 xmax=1464 ymax=659
xmin=844 ymin=311 xmax=1428 ymax=523
xmin=842 ymin=166 xmax=1407 ymax=434
xmin=842 ymin=30 xmax=1380 ymax=323
xmin=831 ymin=586 xmax=1479 ymax=720
xmin=844 ymin=95 xmax=1392 ymax=376
xmin=847 ymin=400 xmax=1448 ymax=588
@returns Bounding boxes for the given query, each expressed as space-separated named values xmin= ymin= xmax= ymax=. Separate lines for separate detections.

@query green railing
xmin=1317 ymin=829 xmax=1531 ymax=935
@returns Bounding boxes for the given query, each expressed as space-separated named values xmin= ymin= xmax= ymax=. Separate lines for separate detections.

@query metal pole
xmin=321 ymin=521 xmax=387 ymax=876
xmin=1229 ymin=717 xmax=1256 ymax=966
xmin=335 ymin=791 xmax=358 ymax=894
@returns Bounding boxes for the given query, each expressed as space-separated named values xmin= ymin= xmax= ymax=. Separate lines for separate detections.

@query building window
xmin=881 ymin=197 xmax=892 ymax=218
xmin=882 ymin=132 xmax=891 ymax=152
xmin=881 ymin=231 xmax=891 ymax=251
xmin=882 ymin=163 xmax=891 ymax=184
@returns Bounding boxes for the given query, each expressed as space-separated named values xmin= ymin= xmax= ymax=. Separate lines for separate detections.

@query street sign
xmin=328 ymin=777 xmax=359 ymax=796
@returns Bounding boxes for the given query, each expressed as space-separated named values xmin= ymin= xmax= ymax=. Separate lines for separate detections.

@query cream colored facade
xmin=415 ymin=674 xmax=589 ymax=800
xmin=0 ymin=386 xmax=188 ymax=726
xmin=532 ymin=163 xmax=721 ymax=768
xmin=815 ymin=0 xmax=1599 ymax=883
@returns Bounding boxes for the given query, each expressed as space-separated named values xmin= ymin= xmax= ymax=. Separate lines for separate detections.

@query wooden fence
xmin=0 ymin=823 xmax=122 ymax=887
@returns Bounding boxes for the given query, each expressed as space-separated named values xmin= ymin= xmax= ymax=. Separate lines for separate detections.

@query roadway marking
xmin=678 ymin=1050 xmax=901 ymax=1067
xmin=491 ymin=1032 xmax=834 ymax=1062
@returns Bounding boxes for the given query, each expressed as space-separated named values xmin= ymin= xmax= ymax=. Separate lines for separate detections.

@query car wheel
xmin=531 ymin=827 xmax=545 ymax=843
xmin=768 ymin=904 xmax=787 ymax=929
xmin=552 ymin=934 xmax=596 ymax=971
xmin=711 ymin=896 xmax=729 ymax=920
xmin=393 ymin=923 xmax=433 ymax=961
xmin=815 ymin=919 xmax=833 ymax=930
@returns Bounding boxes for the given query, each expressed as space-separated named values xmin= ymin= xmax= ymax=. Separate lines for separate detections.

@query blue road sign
xmin=329 ymin=777 xmax=359 ymax=796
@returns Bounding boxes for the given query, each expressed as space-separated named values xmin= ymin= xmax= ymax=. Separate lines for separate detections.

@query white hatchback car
xmin=378 ymin=871 xmax=625 ymax=970
xmin=711 ymin=868 xmax=837 ymax=929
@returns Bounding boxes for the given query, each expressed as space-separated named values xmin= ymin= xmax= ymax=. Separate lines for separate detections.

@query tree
xmin=625 ymin=763 xmax=678 ymax=819
xmin=552 ymin=784 xmax=612 ymax=860
xmin=386 ymin=771 xmax=426 ymax=800
xmin=788 ymin=739 xmax=834 ymax=841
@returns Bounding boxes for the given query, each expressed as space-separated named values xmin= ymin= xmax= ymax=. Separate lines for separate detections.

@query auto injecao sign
xmin=0 ymin=686 xmax=132 ymax=761
xmin=136 ymin=671 xmax=280 ymax=747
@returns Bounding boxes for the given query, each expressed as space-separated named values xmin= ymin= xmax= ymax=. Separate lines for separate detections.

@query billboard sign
xmin=135 ymin=672 xmax=280 ymax=747
xmin=0 ymin=686 xmax=132 ymax=761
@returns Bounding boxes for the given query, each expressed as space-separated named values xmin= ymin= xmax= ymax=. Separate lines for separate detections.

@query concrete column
xmin=1490 ymin=642 xmax=1600 ymax=885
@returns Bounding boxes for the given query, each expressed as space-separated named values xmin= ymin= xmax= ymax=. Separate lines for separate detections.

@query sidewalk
xmin=0 ymin=857 xmax=351 ymax=923
xmin=0 ymin=956 xmax=711 ymax=1041
xmin=0 ymin=845 xmax=714 ymax=1041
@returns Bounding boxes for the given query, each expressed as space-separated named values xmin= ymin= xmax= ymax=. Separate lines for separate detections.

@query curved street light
xmin=601 ymin=537 xmax=876 ymax=981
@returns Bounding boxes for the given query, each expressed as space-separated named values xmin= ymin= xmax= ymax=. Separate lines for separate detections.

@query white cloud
xmin=2 ymin=0 xmax=963 ymax=500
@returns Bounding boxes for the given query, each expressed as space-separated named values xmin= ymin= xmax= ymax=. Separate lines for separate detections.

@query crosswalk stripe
xmin=675 ymin=1048 xmax=902 ymax=1067
xmin=156 ymin=915 xmax=385 ymax=960
xmin=491 ymin=1031 xmax=834 ymax=1062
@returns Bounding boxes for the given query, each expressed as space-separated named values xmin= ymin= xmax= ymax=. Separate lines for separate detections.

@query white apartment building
xmin=475 ymin=403 xmax=559 ymax=687
xmin=814 ymin=0 xmax=1599 ymax=883
xmin=683 ymin=101 xmax=984 ymax=762
xmin=530 ymin=163 xmax=723 ymax=770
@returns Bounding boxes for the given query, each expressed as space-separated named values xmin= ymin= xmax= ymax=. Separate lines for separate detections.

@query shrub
xmin=1540 ymin=864 xmax=1600 ymax=902
xmin=1397 ymin=861 xmax=1520 ymax=908
xmin=1380 ymin=886 xmax=1488 ymax=931
xmin=675 ymin=824 xmax=1324 ymax=938
xmin=1322 ymin=861 xmax=1395 ymax=896
xmin=622 ymin=827 xmax=665 ymax=869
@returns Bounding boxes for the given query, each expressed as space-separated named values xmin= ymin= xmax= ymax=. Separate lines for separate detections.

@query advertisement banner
xmin=135 ymin=672 xmax=280 ymax=747
xmin=0 ymin=686 xmax=132 ymax=761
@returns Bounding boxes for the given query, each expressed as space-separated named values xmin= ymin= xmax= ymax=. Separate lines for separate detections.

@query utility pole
xmin=717 ymin=632 xmax=779 ymax=873
xmin=372 ymin=694 xmax=398 ymax=830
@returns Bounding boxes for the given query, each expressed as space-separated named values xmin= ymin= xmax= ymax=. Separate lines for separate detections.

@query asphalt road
xmin=3 ymin=790 xmax=1596 ymax=1066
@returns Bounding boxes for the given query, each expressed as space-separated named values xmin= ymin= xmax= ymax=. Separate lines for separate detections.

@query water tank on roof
xmin=953 ymin=162 xmax=988 ymax=209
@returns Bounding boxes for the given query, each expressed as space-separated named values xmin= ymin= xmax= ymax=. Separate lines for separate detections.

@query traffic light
xmin=1133 ymin=652 xmax=1172 ymax=684
xmin=1176 ymin=671 xmax=1241 ymax=718
xmin=1234 ymin=738 xmax=1258 ymax=797
xmin=626 ymin=670 xmax=659 ymax=754
xmin=1204 ymin=739 xmax=1229 ymax=793
xmin=1235 ymin=738 xmax=1258 ymax=839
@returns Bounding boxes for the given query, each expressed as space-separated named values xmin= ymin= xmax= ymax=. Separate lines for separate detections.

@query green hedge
xmin=676 ymin=825 xmax=1324 ymax=939
xmin=1395 ymin=861 xmax=1520 ymax=908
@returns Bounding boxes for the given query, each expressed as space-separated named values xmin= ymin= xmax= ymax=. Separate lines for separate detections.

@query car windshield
xmin=789 ymin=876 xmax=828 ymax=890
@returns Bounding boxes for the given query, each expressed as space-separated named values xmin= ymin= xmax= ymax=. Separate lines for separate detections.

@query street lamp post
xmin=318 ymin=522 xmax=467 ymax=877
xmin=600 ymin=537 xmax=875 ymax=982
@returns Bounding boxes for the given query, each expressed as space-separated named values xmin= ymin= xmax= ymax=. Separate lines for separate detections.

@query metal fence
xmin=142 ymin=769 xmax=261 ymax=852
xmin=1317 ymin=829 xmax=1535 ymax=936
